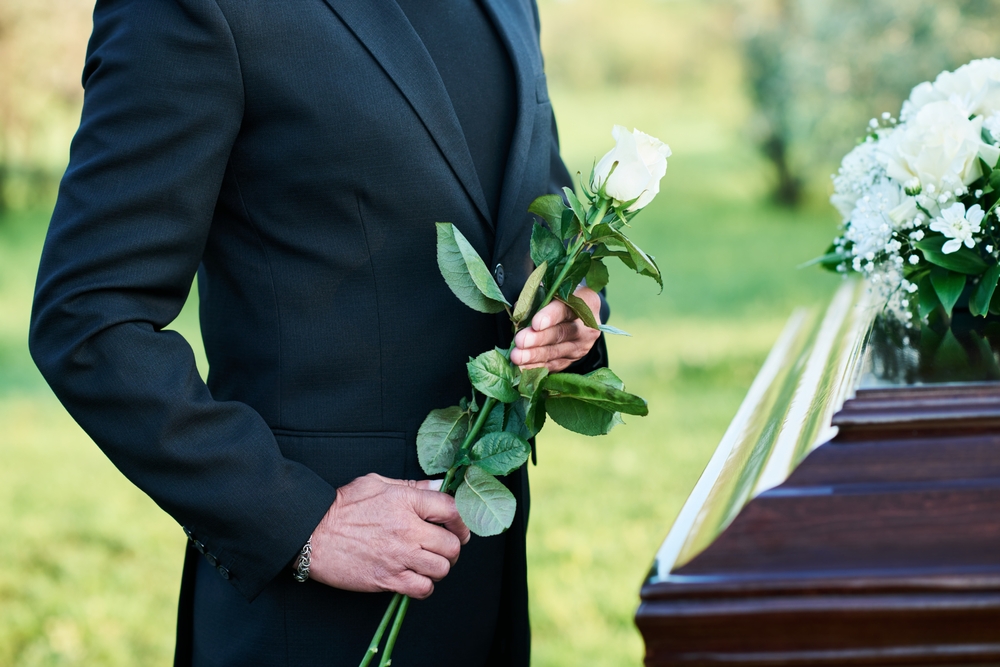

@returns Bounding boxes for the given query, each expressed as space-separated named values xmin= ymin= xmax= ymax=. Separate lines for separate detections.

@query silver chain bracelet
xmin=293 ymin=538 xmax=312 ymax=583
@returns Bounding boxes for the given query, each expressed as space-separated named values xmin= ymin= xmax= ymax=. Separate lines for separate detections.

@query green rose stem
xmin=367 ymin=202 xmax=606 ymax=664
xmin=535 ymin=197 xmax=608 ymax=317
xmin=359 ymin=593 xmax=402 ymax=667
xmin=359 ymin=396 xmax=498 ymax=667
xmin=442 ymin=396 xmax=498 ymax=492
xmin=378 ymin=595 xmax=411 ymax=667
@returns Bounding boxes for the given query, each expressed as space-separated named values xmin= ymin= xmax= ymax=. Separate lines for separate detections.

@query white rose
xmin=901 ymin=58 xmax=1000 ymax=120
xmin=592 ymin=125 xmax=671 ymax=211
xmin=879 ymin=100 xmax=1000 ymax=194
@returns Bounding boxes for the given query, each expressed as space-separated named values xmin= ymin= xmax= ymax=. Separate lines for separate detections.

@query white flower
xmin=830 ymin=139 xmax=885 ymax=219
xmin=909 ymin=254 xmax=920 ymax=264
xmin=929 ymin=202 xmax=985 ymax=254
xmin=900 ymin=58 xmax=1000 ymax=121
xmin=592 ymin=126 xmax=671 ymax=211
xmin=844 ymin=179 xmax=906 ymax=259
xmin=879 ymin=100 xmax=1000 ymax=194
xmin=985 ymin=113 xmax=1000 ymax=142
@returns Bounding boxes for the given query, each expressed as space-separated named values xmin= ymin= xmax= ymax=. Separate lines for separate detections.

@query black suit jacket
xmin=29 ymin=0 xmax=606 ymax=664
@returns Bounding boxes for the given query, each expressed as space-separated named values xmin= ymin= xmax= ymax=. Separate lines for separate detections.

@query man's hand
xmin=510 ymin=285 xmax=602 ymax=372
xmin=308 ymin=474 xmax=471 ymax=599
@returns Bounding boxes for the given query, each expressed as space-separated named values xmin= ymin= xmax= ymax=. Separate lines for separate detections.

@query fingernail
xmin=538 ymin=317 xmax=550 ymax=329
xmin=427 ymin=479 xmax=443 ymax=492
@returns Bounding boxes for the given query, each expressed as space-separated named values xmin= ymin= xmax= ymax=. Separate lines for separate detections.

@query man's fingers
xmin=530 ymin=299 xmax=575 ymax=331
xmin=408 ymin=489 xmax=472 ymax=544
xmin=514 ymin=321 xmax=575 ymax=350
xmin=376 ymin=476 xmax=442 ymax=492
xmin=395 ymin=570 xmax=435 ymax=599
xmin=405 ymin=549 xmax=452 ymax=582
xmin=418 ymin=524 xmax=462 ymax=566
xmin=513 ymin=339 xmax=587 ymax=368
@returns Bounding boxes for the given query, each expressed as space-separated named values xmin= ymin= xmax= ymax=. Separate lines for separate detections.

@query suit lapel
xmin=320 ymin=0 xmax=493 ymax=229
xmin=480 ymin=0 xmax=538 ymax=258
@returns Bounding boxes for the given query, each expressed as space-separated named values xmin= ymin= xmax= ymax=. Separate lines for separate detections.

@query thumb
xmin=415 ymin=479 xmax=444 ymax=492
xmin=531 ymin=299 xmax=573 ymax=331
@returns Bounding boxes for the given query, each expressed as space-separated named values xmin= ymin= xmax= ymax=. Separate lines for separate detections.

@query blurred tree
xmin=736 ymin=0 xmax=1000 ymax=207
xmin=0 ymin=0 xmax=89 ymax=214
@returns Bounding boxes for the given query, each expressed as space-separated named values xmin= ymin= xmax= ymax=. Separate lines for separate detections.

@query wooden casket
xmin=636 ymin=281 xmax=1000 ymax=666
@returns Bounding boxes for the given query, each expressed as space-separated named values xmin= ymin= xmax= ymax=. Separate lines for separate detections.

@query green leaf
xmin=436 ymin=223 xmax=510 ymax=313
xmin=799 ymin=247 xmax=851 ymax=271
xmin=530 ymin=222 xmax=565 ymax=268
xmin=558 ymin=255 xmax=592 ymax=300
xmin=513 ymin=261 xmax=547 ymax=326
xmin=560 ymin=293 xmax=599 ymax=329
xmin=917 ymin=275 xmax=940 ymax=319
xmin=587 ymin=367 xmax=625 ymax=390
xmin=503 ymin=399 xmax=534 ymax=442
xmin=560 ymin=208 xmax=581 ymax=241
xmin=585 ymin=258 xmax=610 ymax=292
xmin=598 ymin=324 xmax=631 ymax=336
xmin=470 ymin=431 xmax=531 ymax=476
xmin=542 ymin=370 xmax=648 ymax=416
xmin=467 ymin=349 xmax=519 ymax=403
xmin=971 ymin=263 xmax=1000 ymax=317
xmin=929 ymin=266 xmax=966 ymax=317
xmin=587 ymin=223 xmax=618 ymax=244
xmin=482 ymin=398 xmax=505 ymax=435
xmin=916 ymin=236 xmax=989 ymax=275
xmin=979 ymin=156 xmax=994 ymax=179
xmin=416 ymin=406 xmax=469 ymax=475
xmin=563 ymin=187 xmax=587 ymax=232
xmin=544 ymin=397 xmax=622 ymax=436
xmin=454 ymin=466 xmax=516 ymax=537
xmin=528 ymin=195 xmax=567 ymax=239
xmin=590 ymin=245 xmax=629 ymax=260
xmin=518 ymin=367 xmax=549 ymax=399
xmin=991 ymin=282 xmax=1000 ymax=315
xmin=523 ymin=394 xmax=546 ymax=436
xmin=610 ymin=230 xmax=663 ymax=290
xmin=990 ymin=169 xmax=1000 ymax=192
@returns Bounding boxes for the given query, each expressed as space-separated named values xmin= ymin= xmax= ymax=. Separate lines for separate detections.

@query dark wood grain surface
xmin=637 ymin=369 xmax=1000 ymax=665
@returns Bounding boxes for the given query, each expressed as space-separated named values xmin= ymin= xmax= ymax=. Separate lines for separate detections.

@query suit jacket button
xmin=193 ymin=540 xmax=206 ymax=555
xmin=183 ymin=526 xmax=193 ymax=539
xmin=494 ymin=263 xmax=505 ymax=286
xmin=217 ymin=565 xmax=230 ymax=579
xmin=205 ymin=553 xmax=218 ymax=567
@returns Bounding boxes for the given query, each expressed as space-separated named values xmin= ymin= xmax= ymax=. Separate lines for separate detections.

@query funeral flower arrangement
xmin=820 ymin=58 xmax=1000 ymax=323
xmin=359 ymin=126 xmax=670 ymax=666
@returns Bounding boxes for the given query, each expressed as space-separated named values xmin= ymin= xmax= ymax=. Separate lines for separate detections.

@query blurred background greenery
xmin=1 ymin=0 xmax=998 ymax=665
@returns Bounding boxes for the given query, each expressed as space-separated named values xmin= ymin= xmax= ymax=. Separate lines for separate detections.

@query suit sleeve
xmin=28 ymin=0 xmax=336 ymax=601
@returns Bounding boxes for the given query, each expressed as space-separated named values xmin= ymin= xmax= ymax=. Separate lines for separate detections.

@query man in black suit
xmin=29 ymin=0 xmax=607 ymax=664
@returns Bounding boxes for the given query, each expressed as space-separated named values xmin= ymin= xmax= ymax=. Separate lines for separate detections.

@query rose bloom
xmin=592 ymin=125 xmax=671 ymax=211
xmin=879 ymin=100 xmax=1000 ymax=195
xmin=902 ymin=58 xmax=1000 ymax=120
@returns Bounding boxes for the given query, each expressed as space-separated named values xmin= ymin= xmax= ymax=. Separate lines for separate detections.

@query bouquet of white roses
xmin=819 ymin=58 xmax=1000 ymax=323
xmin=359 ymin=126 xmax=669 ymax=666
